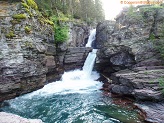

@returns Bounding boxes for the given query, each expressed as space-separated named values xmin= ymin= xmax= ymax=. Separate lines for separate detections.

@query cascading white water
xmin=23 ymin=29 xmax=101 ymax=98
xmin=25 ymin=70 xmax=101 ymax=97
xmin=83 ymin=29 xmax=97 ymax=75
xmin=83 ymin=49 xmax=97 ymax=75
xmin=85 ymin=29 xmax=96 ymax=47
xmin=1 ymin=28 xmax=141 ymax=123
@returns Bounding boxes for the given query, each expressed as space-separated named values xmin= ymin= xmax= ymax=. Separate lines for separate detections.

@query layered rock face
xmin=0 ymin=1 xmax=91 ymax=102
xmin=95 ymin=6 xmax=164 ymax=101
xmin=95 ymin=6 xmax=164 ymax=122
xmin=68 ymin=23 xmax=90 ymax=47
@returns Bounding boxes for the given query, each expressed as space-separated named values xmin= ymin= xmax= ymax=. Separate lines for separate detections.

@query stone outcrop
xmin=68 ymin=23 xmax=90 ymax=47
xmin=0 ymin=1 xmax=55 ymax=102
xmin=95 ymin=5 xmax=164 ymax=100
xmin=63 ymin=47 xmax=92 ymax=71
xmin=95 ymin=5 xmax=164 ymax=74
xmin=0 ymin=1 xmax=91 ymax=102
xmin=135 ymin=101 xmax=164 ymax=123
xmin=110 ymin=66 xmax=164 ymax=101
xmin=95 ymin=5 xmax=164 ymax=123
xmin=0 ymin=112 xmax=43 ymax=123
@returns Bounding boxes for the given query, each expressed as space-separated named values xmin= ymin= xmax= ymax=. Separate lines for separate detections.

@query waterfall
xmin=15 ymin=29 xmax=100 ymax=97
xmin=83 ymin=49 xmax=97 ymax=75
xmin=85 ymin=29 xmax=96 ymax=47
xmin=83 ymin=29 xmax=97 ymax=74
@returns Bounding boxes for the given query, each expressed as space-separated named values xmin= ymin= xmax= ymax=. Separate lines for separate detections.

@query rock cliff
xmin=95 ymin=5 xmax=164 ymax=101
xmin=95 ymin=5 xmax=164 ymax=123
xmin=0 ymin=1 xmax=91 ymax=102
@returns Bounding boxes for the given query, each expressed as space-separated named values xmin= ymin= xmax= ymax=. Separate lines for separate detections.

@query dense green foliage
xmin=24 ymin=26 xmax=31 ymax=33
xmin=127 ymin=5 xmax=143 ymax=21
xmin=153 ymin=40 xmax=164 ymax=59
xmin=158 ymin=77 xmax=164 ymax=94
xmin=150 ymin=22 xmax=164 ymax=59
xmin=19 ymin=0 xmax=104 ymax=44
xmin=5 ymin=31 xmax=16 ymax=38
xmin=54 ymin=26 xmax=69 ymax=43
xmin=33 ymin=0 xmax=104 ymax=44
xmin=12 ymin=14 xmax=26 ymax=19
xmin=35 ymin=0 xmax=104 ymax=23
xmin=26 ymin=0 xmax=38 ymax=10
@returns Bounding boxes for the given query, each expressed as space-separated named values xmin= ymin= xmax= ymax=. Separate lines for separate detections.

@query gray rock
xmin=95 ymin=6 xmax=164 ymax=74
xmin=68 ymin=23 xmax=89 ymax=47
xmin=0 ymin=112 xmax=44 ymax=123
xmin=135 ymin=101 xmax=164 ymax=123
xmin=0 ymin=2 xmax=91 ymax=102
xmin=110 ymin=68 xmax=164 ymax=101
xmin=63 ymin=47 xmax=92 ymax=71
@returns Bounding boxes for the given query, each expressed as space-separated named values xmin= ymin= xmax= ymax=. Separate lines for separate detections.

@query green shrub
xmin=151 ymin=38 xmax=164 ymax=59
xmin=50 ymin=13 xmax=69 ymax=23
xmin=21 ymin=2 xmax=29 ymax=9
xmin=127 ymin=5 xmax=143 ymax=20
xmin=44 ymin=19 xmax=54 ymax=26
xmin=25 ymin=8 xmax=33 ymax=16
xmin=54 ymin=26 xmax=69 ymax=44
xmin=149 ymin=33 xmax=156 ymax=40
xmin=158 ymin=77 xmax=164 ymax=94
xmin=27 ymin=0 xmax=38 ymax=10
xmin=24 ymin=41 xmax=33 ymax=48
xmin=39 ymin=18 xmax=54 ymax=26
xmin=6 ymin=31 xmax=16 ymax=38
xmin=12 ymin=14 xmax=26 ymax=19
xmin=140 ymin=5 xmax=164 ymax=13
xmin=24 ymin=26 xmax=31 ymax=33
xmin=151 ymin=22 xmax=164 ymax=59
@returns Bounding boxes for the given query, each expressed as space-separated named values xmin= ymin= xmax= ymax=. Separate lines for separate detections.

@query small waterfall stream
xmin=0 ymin=29 xmax=143 ymax=123
xmin=83 ymin=49 xmax=97 ymax=75
xmin=85 ymin=29 xmax=96 ymax=47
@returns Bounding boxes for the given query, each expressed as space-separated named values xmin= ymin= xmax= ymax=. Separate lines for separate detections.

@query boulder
xmin=135 ymin=101 xmax=164 ymax=123
xmin=0 ymin=112 xmax=43 ymax=123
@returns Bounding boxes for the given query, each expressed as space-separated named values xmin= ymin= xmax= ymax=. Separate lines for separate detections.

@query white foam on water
xmin=23 ymin=70 xmax=101 ymax=98
xmin=22 ymin=28 xmax=101 ymax=98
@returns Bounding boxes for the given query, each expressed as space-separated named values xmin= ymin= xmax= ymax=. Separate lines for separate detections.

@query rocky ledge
xmin=0 ymin=112 xmax=43 ymax=123
xmin=108 ymin=59 xmax=164 ymax=122
xmin=0 ymin=1 xmax=91 ymax=102
xmin=110 ymin=63 xmax=164 ymax=101
xmin=135 ymin=101 xmax=164 ymax=123
xmin=95 ymin=5 xmax=164 ymax=123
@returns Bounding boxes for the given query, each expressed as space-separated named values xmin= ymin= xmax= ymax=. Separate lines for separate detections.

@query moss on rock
xmin=27 ymin=0 xmax=38 ymax=10
xmin=24 ymin=26 xmax=31 ymax=33
xmin=12 ymin=14 xmax=26 ymax=19
xmin=5 ymin=31 xmax=16 ymax=38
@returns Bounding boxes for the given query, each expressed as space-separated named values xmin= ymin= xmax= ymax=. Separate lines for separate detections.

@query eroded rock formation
xmin=95 ymin=5 xmax=164 ymax=123
xmin=0 ymin=1 xmax=91 ymax=102
xmin=95 ymin=6 xmax=164 ymax=101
